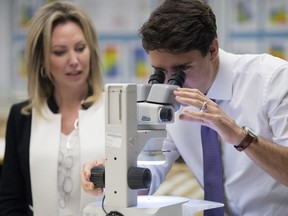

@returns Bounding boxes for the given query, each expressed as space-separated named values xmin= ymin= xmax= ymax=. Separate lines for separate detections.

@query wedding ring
xmin=199 ymin=101 xmax=208 ymax=112
xmin=74 ymin=118 xmax=79 ymax=129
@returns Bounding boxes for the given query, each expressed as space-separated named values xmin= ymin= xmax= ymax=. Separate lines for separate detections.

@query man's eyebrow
xmin=151 ymin=65 xmax=164 ymax=70
xmin=171 ymin=63 xmax=190 ymax=69
xmin=151 ymin=62 xmax=192 ymax=70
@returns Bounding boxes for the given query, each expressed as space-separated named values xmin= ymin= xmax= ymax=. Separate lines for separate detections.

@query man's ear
xmin=209 ymin=38 xmax=219 ymax=61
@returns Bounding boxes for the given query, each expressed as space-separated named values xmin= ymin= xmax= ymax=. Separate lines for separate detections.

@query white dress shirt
xmin=148 ymin=49 xmax=288 ymax=216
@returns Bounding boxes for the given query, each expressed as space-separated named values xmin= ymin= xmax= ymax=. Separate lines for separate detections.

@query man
xmin=82 ymin=0 xmax=288 ymax=215
xmin=138 ymin=0 xmax=288 ymax=215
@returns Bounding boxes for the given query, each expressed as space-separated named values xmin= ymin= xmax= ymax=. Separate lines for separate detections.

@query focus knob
xmin=128 ymin=167 xmax=151 ymax=190
xmin=90 ymin=166 xmax=105 ymax=188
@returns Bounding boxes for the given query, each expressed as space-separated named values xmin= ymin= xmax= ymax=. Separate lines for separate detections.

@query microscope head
xmin=137 ymin=70 xmax=186 ymax=126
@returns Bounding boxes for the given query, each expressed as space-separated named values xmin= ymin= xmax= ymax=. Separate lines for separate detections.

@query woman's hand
xmin=80 ymin=160 xmax=105 ymax=195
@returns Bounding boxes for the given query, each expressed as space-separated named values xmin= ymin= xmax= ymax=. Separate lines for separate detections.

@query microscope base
xmin=83 ymin=195 xmax=223 ymax=216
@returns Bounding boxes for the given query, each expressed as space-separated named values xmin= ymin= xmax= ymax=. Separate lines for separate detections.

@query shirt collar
xmin=206 ymin=49 xmax=237 ymax=101
xmin=47 ymin=87 xmax=93 ymax=113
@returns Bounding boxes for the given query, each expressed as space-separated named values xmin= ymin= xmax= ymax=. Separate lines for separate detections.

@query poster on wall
xmin=76 ymin=0 xmax=158 ymax=35
xmin=133 ymin=46 xmax=151 ymax=81
xmin=129 ymin=42 xmax=152 ymax=83
xmin=99 ymin=41 xmax=152 ymax=84
xmin=9 ymin=0 xmax=160 ymax=96
xmin=223 ymin=0 xmax=288 ymax=59
xmin=100 ymin=42 xmax=126 ymax=83
xmin=76 ymin=0 xmax=158 ymax=83
xmin=228 ymin=0 xmax=259 ymax=33
xmin=264 ymin=39 xmax=288 ymax=60
xmin=264 ymin=0 xmax=288 ymax=32
xmin=10 ymin=0 xmax=44 ymax=98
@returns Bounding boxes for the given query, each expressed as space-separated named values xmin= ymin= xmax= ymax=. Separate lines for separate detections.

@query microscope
xmin=83 ymin=70 xmax=223 ymax=216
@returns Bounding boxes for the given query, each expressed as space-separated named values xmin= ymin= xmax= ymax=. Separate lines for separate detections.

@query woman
xmin=0 ymin=2 xmax=105 ymax=215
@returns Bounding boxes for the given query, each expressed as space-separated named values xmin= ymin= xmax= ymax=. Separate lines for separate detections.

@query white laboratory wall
xmin=0 ymin=0 xmax=13 ymax=116
xmin=0 ymin=0 xmax=11 ymax=100
xmin=0 ymin=0 xmax=288 ymax=116
xmin=76 ymin=0 xmax=160 ymax=84
xmin=0 ymin=0 xmax=160 ymax=116
xmin=210 ymin=0 xmax=288 ymax=56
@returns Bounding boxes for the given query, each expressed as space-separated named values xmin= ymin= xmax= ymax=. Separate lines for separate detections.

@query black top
xmin=0 ymin=101 xmax=33 ymax=216
xmin=0 ymin=98 xmax=60 ymax=216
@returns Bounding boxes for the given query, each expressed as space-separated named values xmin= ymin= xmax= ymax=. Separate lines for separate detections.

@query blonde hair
xmin=22 ymin=1 xmax=103 ymax=115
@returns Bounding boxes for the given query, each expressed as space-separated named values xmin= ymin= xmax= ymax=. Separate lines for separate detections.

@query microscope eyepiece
xmin=168 ymin=70 xmax=186 ymax=87
xmin=148 ymin=69 xmax=165 ymax=84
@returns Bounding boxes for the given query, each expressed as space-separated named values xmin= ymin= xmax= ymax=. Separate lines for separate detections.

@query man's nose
xmin=164 ymin=71 xmax=173 ymax=84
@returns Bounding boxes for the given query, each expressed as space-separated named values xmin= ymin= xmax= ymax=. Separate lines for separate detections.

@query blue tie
xmin=201 ymin=125 xmax=224 ymax=216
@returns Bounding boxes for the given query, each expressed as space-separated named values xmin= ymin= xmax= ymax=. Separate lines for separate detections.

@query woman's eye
xmin=76 ymin=46 xmax=86 ymax=53
xmin=53 ymin=50 xmax=65 ymax=56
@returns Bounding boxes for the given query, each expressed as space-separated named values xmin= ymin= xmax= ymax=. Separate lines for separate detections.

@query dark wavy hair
xmin=139 ymin=0 xmax=217 ymax=56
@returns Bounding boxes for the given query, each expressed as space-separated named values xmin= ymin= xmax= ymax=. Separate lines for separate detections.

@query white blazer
xmin=29 ymin=98 xmax=105 ymax=216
